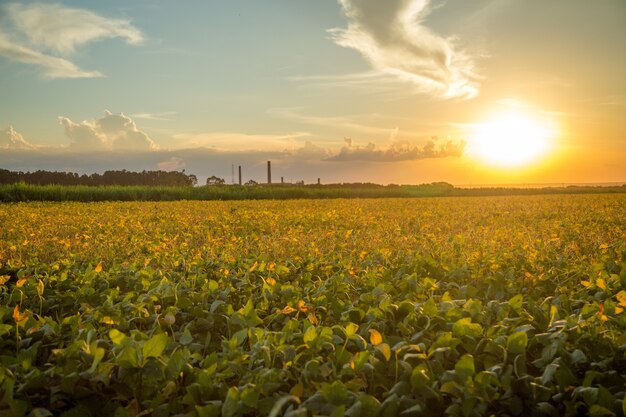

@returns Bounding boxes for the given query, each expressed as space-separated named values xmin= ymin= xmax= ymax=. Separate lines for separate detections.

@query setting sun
xmin=468 ymin=111 xmax=555 ymax=168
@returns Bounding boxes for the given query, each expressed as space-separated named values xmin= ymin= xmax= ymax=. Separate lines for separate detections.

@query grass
xmin=0 ymin=182 xmax=624 ymax=202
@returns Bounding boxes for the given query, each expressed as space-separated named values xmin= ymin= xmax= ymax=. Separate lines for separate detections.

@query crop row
xmin=0 ymin=195 xmax=625 ymax=416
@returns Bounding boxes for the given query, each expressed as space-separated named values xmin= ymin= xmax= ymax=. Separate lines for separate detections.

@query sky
xmin=0 ymin=0 xmax=624 ymax=185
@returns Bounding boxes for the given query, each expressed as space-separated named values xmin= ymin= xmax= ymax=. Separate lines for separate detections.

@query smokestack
xmin=267 ymin=161 xmax=272 ymax=185
xmin=281 ymin=176 xmax=284 ymax=184
xmin=317 ymin=178 xmax=321 ymax=185
xmin=238 ymin=166 xmax=242 ymax=185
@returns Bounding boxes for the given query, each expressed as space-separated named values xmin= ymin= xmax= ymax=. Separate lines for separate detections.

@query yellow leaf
xmin=369 ymin=329 xmax=383 ymax=346
xmin=307 ymin=312 xmax=318 ymax=325
xmin=597 ymin=278 xmax=606 ymax=291
xmin=249 ymin=261 xmax=258 ymax=272
xmin=376 ymin=343 xmax=392 ymax=361
xmin=100 ymin=316 xmax=116 ymax=325
xmin=16 ymin=278 xmax=27 ymax=287
xmin=599 ymin=243 xmax=609 ymax=250
xmin=281 ymin=305 xmax=296 ymax=314
xmin=581 ymin=280 xmax=591 ymax=288
xmin=616 ymin=291 xmax=626 ymax=307
xmin=297 ymin=300 xmax=311 ymax=312
xmin=615 ymin=306 xmax=624 ymax=314
xmin=0 ymin=275 xmax=10 ymax=285
xmin=12 ymin=305 xmax=27 ymax=323
xmin=94 ymin=262 xmax=102 ymax=273
xmin=266 ymin=277 xmax=276 ymax=286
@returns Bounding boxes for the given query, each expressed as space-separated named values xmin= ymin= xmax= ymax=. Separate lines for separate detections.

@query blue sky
xmin=1 ymin=0 xmax=625 ymax=185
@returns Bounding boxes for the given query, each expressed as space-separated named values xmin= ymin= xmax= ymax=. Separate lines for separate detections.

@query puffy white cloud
xmin=331 ymin=0 xmax=478 ymax=99
xmin=326 ymin=137 xmax=466 ymax=161
xmin=0 ymin=3 xmax=143 ymax=78
xmin=1 ymin=125 xmax=35 ymax=149
xmin=59 ymin=111 xmax=159 ymax=151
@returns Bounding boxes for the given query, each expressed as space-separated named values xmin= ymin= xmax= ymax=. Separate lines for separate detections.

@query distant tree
xmin=0 ymin=168 xmax=198 ymax=186
xmin=244 ymin=179 xmax=258 ymax=186
xmin=206 ymin=175 xmax=225 ymax=186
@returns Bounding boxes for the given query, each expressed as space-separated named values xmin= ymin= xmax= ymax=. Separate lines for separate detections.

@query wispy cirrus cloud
xmin=172 ymin=131 xmax=311 ymax=152
xmin=130 ymin=112 xmax=178 ymax=121
xmin=268 ymin=107 xmax=397 ymax=136
xmin=0 ymin=2 xmax=143 ymax=78
xmin=330 ymin=0 xmax=479 ymax=99
xmin=0 ymin=31 xmax=102 ymax=78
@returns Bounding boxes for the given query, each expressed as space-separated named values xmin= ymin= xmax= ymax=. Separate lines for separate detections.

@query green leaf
xmin=0 ymin=324 xmax=12 ymax=337
xmin=452 ymin=318 xmax=482 ymax=338
xmin=241 ymin=385 xmax=259 ymax=408
xmin=422 ymin=298 xmax=438 ymax=318
xmin=267 ymin=395 xmax=301 ymax=417
xmin=589 ymin=405 xmax=615 ymax=417
xmin=455 ymin=354 xmax=475 ymax=381
xmin=345 ymin=322 xmax=359 ymax=337
xmin=410 ymin=364 xmax=430 ymax=389
xmin=29 ymin=408 xmax=53 ymax=417
xmin=322 ymin=380 xmax=348 ymax=405
xmin=143 ymin=333 xmax=168 ymax=359
xmin=303 ymin=326 xmax=317 ymax=344
xmin=507 ymin=331 xmax=528 ymax=355
xmin=88 ymin=347 xmax=105 ymax=373
xmin=179 ymin=328 xmax=193 ymax=345
xmin=508 ymin=294 xmax=523 ymax=311
xmin=222 ymin=387 xmax=240 ymax=417
xmin=109 ymin=329 xmax=127 ymax=346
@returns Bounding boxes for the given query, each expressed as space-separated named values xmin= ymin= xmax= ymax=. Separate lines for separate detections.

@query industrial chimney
xmin=238 ymin=166 xmax=242 ymax=185
xmin=267 ymin=161 xmax=272 ymax=185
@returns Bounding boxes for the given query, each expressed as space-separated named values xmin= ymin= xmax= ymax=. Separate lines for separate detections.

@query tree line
xmin=0 ymin=168 xmax=197 ymax=186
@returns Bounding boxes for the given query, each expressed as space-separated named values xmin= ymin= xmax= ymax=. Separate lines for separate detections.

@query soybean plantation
xmin=0 ymin=195 xmax=625 ymax=416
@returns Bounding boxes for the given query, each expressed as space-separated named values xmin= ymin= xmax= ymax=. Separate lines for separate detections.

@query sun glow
xmin=468 ymin=110 xmax=555 ymax=168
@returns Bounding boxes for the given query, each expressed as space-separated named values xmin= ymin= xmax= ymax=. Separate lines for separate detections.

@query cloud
xmin=6 ymin=3 xmax=143 ymax=55
xmin=287 ymin=140 xmax=330 ymax=160
xmin=331 ymin=0 xmax=478 ymax=99
xmin=157 ymin=157 xmax=186 ymax=171
xmin=0 ymin=31 xmax=102 ymax=78
xmin=1 ymin=126 xmax=36 ymax=150
xmin=59 ymin=111 xmax=159 ymax=151
xmin=269 ymin=108 xmax=396 ymax=136
xmin=172 ymin=131 xmax=311 ymax=151
xmin=326 ymin=137 xmax=466 ymax=161
xmin=0 ymin=3 xmax=143 ymax=78
xmin=130 ymin=112 xmax=178 ymax=121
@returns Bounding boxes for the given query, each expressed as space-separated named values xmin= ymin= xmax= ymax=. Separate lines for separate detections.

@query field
xmin=1 ymin=183 xmax=625 ymax=203
xmin=1 ymin=195 xmax=625 ymax=416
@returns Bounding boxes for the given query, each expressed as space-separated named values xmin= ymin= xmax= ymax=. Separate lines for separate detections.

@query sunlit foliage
xmin=0 ymin=195 xmax=625 ymax=416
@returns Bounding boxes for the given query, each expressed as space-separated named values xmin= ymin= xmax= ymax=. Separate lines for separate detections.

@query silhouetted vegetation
xmin=0 ymin=168 xmax=197 ymax=187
